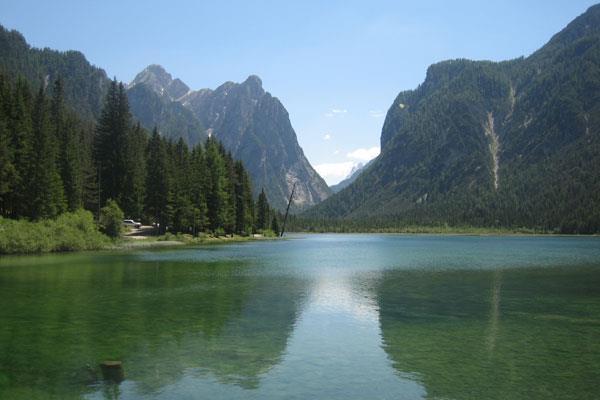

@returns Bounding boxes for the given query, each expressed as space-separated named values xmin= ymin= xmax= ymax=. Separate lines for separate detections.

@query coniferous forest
xmin=0 ymin=72 xmax=279 ymax=248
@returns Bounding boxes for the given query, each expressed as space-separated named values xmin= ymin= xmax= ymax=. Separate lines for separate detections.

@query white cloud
xmin=369 ymin=110 xmax=385 ymax=118
xmin=347 ymin=146 xmax=380 ymax=162
xmin=333 ymin=149 xmax=340 ymax=155
xmin=315 ymin=162 xmax=355 ymax=185
xmin=323 ymin=133 xmax=332 ymax=140
xmin=324 ymin=108 xmax=347 ymax=117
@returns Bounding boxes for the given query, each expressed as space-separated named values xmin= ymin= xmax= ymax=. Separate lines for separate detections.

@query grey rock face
xmin=129 ymin=66 xmax=331 ymax=210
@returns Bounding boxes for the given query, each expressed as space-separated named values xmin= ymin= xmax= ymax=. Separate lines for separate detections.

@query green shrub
xmin=257 ymin=229 xmax=278 ymax=237
xmin=0 ymin=210 xmax=108 ymax=254
xmin=99 ymin=200 xmax=124 ymax=238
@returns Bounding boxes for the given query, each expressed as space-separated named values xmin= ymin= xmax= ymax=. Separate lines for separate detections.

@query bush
xmin=99 ymin=199 xmax=124 ymax=238
xmin=0 ymin=210 xmax=109 ymax=254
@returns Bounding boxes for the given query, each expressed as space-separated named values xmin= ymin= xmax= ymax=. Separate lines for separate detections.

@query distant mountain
xmin=129 ymin=66 xmax=331 ymax=210
xmin=330 ymin=159 xmax=375 ymax=193
xmin=305 ymin=4 xmax=600 ymax=233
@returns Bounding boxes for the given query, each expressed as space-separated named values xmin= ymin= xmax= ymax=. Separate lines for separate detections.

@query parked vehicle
xmin=122 ymin=219 xmax=142 ymax=229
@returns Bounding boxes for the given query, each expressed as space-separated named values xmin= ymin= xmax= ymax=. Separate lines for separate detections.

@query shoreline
xmin=110 ymin=233 xmax=279 ymax=252
xmin=4 ymin=229 xmax=598 ymax=257
xmin=287 ymin=231 xmax=600 ymax=237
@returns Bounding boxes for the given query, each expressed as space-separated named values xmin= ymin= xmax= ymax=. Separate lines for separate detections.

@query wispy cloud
xmin=369 ymin=110 xmax=385 ymax=118
xmin=315 ymin=162 xmax=355 ymax=185
xmin=323 ymin=133 xmax=332 ymax=140
xmin=347 ymin=146 xmax=380 ymax=162
xmin=324 ymin=108 xmax=348 ymax=117
xmin=316 ymin=146 xmax=380 ymax=185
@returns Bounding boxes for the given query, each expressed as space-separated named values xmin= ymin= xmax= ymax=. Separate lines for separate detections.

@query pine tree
xmin=171 ymin=138 xmax=194 ymax=232
xmin=190 ymin=145 xmax=208 ymax=234
xmin=94 ymin=79 xmax=131 ymax=210
xmin=28 ymin=84 xmax=65 ymax=219
xmin=0 ymin=74 xmax=17 ymax=216
xmin=205 ymin=138 xmax=229 ymax=232
xmin=256 ymin=188 xmax=269 ymax=231
xmin=145 ymin=128 xmax=171 ymax=233
xmin=271 ymin=215 xmax=280 ymax=235
xmin=52 ymin=78 xmax=82 ymax=211
xmin=222 ymin=150 xmax=236 ymax=234
xmin=234 ymin=160 xmax=254 ymax=234
xmin=122 ymin=122 xmax=146 ymax=218
xmin=8 ymin=77 xmax=33 ymax=217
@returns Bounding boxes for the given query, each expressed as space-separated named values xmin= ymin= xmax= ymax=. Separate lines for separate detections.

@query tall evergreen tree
xmin=256 ymin=188 xmax=269 ymax=231
xmin=205 ymin=138 xmax=229 ymax=232
xmin=94 ymin=79 xmax=132 ymax=211
xmin=8 ymin=77 xmax=33 ymax=217
xmin=170 ymin=137 xmax=194 ymax=232
xmin=190 ymin=145 xmax=208 ymax=234
xmin=52 ymin=78 xmax=82 ymax=211
xmin=122 ymin=122 xmax=146 ymax=218
xmin=145 ymin=128 xmax=171 ymax=233
xmin=234 ymin=160 xmax=254 ymax=234
xmin=0 ymin=74 xmax=16 ymax=216
xmin=28 ymin=84 xmax=65 ymax=219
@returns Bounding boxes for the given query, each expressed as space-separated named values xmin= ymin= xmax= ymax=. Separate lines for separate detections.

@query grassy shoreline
xmin=3 ymin=213 xmax=597 ymax=256
xmin=0 ymin=211 xmax=280 ymax=255
xmin=111 ymin=232 xmax=278 ymax=251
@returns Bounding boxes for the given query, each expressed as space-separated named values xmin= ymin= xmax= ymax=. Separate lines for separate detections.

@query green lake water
xmin=1 ymin=234 xmax=600 ymax=399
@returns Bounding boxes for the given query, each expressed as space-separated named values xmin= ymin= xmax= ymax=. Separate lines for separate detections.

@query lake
xmin=1 ymin=234 xmax=600 ymax=399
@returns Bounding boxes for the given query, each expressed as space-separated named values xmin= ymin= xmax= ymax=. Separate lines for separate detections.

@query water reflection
xmin=377 ymin=266 xmax=600 ymax=399
xmin=0 ymin=253 xmax=306 ymax=399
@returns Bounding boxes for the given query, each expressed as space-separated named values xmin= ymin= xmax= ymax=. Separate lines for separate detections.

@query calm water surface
xmin=1 ymin=234 xmax=600 ymax=399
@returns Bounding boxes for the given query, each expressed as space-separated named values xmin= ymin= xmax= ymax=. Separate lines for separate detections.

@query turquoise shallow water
xmin=1 ymin=234 xmax=600 ymax=399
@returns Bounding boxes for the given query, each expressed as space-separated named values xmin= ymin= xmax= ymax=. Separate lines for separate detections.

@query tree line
xmin=0 ymin=73 xmax=280 ymax=235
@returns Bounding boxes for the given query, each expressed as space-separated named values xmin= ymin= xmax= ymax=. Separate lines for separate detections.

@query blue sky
xmin=1 ymin=0 xmax=597 ymax=184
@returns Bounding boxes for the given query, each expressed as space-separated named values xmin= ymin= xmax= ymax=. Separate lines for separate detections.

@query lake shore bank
xmin=110 ymin=232 xmax=278 ymax=251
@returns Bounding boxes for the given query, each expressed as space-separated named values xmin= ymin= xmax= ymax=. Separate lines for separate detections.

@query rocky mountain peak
xmin=242 ymin=74 xmax=264 ymax=97
xmin=127 ymin=66 xmax=330 ymax=210
xmin=130 ymin=64 xmax=190 ymax=100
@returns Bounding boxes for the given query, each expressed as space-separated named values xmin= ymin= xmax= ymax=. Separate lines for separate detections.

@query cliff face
xmin=180 ymin=75 xmax=330 ymax=210
xmin=127 ymin=67 xmax=330 ymax=210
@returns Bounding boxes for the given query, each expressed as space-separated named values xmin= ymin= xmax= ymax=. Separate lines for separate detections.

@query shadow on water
xmin=376 ymin=265 xmax=600 ymax=400
xmin=0 ymin=251 xmax=307 ymax=399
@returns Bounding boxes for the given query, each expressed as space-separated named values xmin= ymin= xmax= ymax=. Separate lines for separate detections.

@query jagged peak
xmin=243 ymin=74 xmax=263 ymax=87
xmin=130 ymin=64 xmax=190 ymax=100
xmin=133 ymin=64 xmax=171 ymax=83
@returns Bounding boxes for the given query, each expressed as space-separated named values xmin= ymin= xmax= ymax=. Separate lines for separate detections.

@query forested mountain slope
xmin=304 ymin=5 xmax=600 ymax=233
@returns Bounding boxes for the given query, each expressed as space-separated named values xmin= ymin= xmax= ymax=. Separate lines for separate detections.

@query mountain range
xmin=305 ymin=4 xmax=600 ymax=233
xmin=0 ymin=27 xmax=330 ymax=211
xmin=127 ymin=65 xmax=330 ymax=210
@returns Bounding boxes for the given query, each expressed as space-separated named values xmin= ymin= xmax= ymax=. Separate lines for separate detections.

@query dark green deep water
xmin=1 ymin=234 xmax=600 ymax=399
